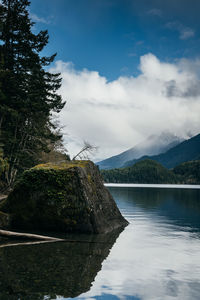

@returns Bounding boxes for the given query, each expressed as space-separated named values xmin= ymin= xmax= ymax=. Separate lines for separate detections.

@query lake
xmin=0 ymin=184 xmax=200 ymax=300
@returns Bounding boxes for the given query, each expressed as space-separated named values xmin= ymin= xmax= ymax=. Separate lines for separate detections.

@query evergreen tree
xmin=0 ymin=0 xmax=66 ymax=186
xmin=0 ymin=3 xmax=6 ymax=158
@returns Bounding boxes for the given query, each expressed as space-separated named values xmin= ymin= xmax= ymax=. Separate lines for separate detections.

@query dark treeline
xmin=101 ymin=159 xmax=200 ymax=184
xmin=0 ymin=0 xmax=67 ymax=189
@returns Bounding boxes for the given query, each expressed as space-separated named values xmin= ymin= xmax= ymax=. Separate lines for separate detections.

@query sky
xmin=29 ymin=0 xmax=200 ymax=161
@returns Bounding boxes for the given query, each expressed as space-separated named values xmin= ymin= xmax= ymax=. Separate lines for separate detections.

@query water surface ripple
xmin=78 ymin=186 xmax=200 ymax=300
xmin=0 ymin=185 xmax=200 ymax=300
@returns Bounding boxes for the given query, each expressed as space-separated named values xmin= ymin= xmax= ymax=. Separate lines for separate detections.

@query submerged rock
xmin=0 ymin=161 xmax=128 ymax=233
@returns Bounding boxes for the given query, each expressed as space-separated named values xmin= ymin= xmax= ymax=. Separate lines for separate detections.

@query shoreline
xmin=105 ymin=183 xmax=200 ymax=189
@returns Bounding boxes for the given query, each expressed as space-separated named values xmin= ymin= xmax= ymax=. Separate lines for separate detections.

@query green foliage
xmin=173 ymin=160 xmax=200 ymax=184
xmin=101 ymin=159 xmax=200 ymax=184
xmin=0 ymin=156 xmax=9 ymax=191
xmin=101 ymin=159 xmax=178 ymax=184
xmin=0 ymin=130 xmax=4 ymax=159
xmin=0 ymin=157 xmax=8 ymax=175
xmin=0 ymin=0 xmax=66 ymax=187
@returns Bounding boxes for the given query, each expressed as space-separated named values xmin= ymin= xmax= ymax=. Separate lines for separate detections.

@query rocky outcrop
xmin=0 ymin=161 xmax=128 ymax=233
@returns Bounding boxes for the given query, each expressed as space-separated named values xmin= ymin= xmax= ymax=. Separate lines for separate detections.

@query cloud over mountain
xmin=52 ymin=54 xmax=200 ymax=160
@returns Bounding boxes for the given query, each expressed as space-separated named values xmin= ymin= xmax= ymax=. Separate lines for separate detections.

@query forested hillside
xmin=101 ymin=159 xmax=200 ymax=184
xmin=173 ymin=161 xmax=200 ymax=184
xmin=101 ymin=160 xmax=178 ymax=184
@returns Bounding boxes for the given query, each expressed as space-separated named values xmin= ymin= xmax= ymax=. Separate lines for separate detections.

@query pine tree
xmin=0 ymin=3 xmax=6 ymax=159
xmin=0 ymin=0 xmax=66 ymax=186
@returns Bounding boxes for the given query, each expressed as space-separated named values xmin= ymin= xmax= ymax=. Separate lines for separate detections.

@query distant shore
xmin=105 ymin=183 xmax=200 ymax=189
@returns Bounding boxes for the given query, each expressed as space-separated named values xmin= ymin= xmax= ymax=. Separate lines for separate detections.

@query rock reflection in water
xmin=0 ymin=229 xmax=122 ymax=300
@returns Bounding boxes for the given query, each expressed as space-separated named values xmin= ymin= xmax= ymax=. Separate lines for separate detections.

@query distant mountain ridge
xmin=101 ymin=159 xmax=200 ymax=184
xmin=97 ymin=132 xmax=184 ymax=170
xmin=124 ymin=133 xmax=200 ymax=169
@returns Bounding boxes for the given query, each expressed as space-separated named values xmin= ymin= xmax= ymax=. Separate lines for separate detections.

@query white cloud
xmin=166 ymin=22 xmax=195 ymax=40
xmin=179 ymin=28 xmax=195 ymax=40
xmin=51 ymin=54 xmax=200 ymax=161
xmin=77 ymin=216 xmax=200 ymax=300
xmin=147 ymin=8 xmax=162 ymax=17
xmin=30 ymin=13 xmax=51 ymax=24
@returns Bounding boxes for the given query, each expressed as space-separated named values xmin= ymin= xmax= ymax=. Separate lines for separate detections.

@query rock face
xmin=0 ymin=161 xmax=128 ymax=233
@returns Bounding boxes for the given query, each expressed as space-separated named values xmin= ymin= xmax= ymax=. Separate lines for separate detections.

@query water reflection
xmin=1 ymin=187 xmax=200 ymax=300
xmin=0 ymin=229 xmax=122 ymax=300
xmin=77 ymin=186 xmax=200 ymax=300
xmin=110 ymin=187 xmax=200 ymax=230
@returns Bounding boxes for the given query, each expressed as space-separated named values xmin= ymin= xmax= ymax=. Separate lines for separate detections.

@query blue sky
xmin=30 ymin=0 xmax=200 ymax=80
xmin=29 ymin=0 xmax=200 ymax=160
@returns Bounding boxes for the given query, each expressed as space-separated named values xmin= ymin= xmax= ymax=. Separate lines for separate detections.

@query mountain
xmin=101 ymin=159 xmax=200 ymax=184
xmin=97 ymin=132 xmax=183 ymax=170
xmin=124 ymin=133 xmax=200 ymax=169
xmin=101 ymin=159 xmax=178 ymax=184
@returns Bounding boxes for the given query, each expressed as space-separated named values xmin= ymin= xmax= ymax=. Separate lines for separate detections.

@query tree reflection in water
xmin=0 ymin=229 xmax=123 ymax=300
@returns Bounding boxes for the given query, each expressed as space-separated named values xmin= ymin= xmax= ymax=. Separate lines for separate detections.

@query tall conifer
xmin=0 ymin=0 xmax=65 ymax=186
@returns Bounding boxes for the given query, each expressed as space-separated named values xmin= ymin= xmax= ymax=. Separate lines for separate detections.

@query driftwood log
xmin=0 ymin=239 xmax=61 ymax=248
xmin=0 ymin=229 xmax=64 ymax=241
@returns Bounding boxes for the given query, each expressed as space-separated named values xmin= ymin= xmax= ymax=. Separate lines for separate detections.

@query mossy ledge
xmin=0 ymin=161 xmax=128 ymax=233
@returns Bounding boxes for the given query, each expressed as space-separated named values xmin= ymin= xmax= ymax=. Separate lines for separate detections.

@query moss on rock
xmin=1 ymin=161 xmax=128 ymax=233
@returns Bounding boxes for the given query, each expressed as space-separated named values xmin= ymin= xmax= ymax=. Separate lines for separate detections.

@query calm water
xmin=0 ymin=185 xmax=200 ymax=300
